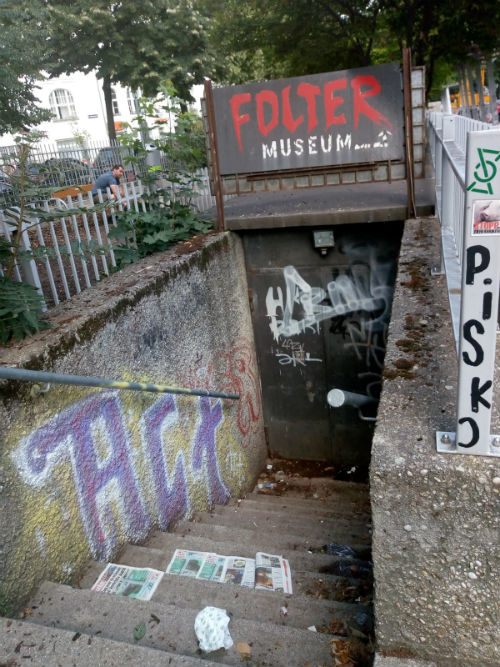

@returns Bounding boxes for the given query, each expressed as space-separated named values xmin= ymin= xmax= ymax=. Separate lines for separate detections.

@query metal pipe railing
xmin=0 ymin=366 xmax=239 ymax=400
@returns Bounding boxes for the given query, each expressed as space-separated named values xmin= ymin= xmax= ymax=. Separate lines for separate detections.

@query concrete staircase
xmin=0 ymin=466 xmax=374 ymax=666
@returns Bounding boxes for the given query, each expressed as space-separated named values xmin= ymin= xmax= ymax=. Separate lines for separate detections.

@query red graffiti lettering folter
xmin=213 ymin=62 xmax=404 ymax=174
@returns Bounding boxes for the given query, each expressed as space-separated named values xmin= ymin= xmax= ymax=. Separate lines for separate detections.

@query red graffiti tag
xmin=181 ymin=338 xmax=261 ymax=446
xmin=230 ymin=74 xmax=392 ymax=151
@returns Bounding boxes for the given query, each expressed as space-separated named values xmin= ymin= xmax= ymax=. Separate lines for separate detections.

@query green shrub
xmin=0 ymin=276 xmax=49 ymax=344
xmin=109 ymin=178 xmax=213 ymax=267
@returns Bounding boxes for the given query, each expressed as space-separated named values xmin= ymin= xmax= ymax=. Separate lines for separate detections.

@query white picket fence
xmin=0 ymin=169 xmax=222 ymax=310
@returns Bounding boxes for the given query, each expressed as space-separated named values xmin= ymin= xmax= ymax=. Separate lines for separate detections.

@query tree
xmin=383 ymin=0 xmax=500 ymax=97
xmin=200 ymin=0 xmax=500 ymax=101
xmin=43 ymin=0 xmax=218 ymax=141
xmin=0 ymin=0 xmax=51 ymax=134
xmin=197 ymin=0 xmax=386 ymax=83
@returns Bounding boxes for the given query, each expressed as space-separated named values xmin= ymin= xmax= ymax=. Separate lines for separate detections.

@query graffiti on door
xmin=265 ymin=239 xmax=395 ymax=401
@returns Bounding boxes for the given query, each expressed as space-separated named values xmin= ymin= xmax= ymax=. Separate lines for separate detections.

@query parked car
xmin=20 ymin=163 xmax=47 ymax=184
xmin=0 ymin=172 xmax=15 ymax=208
xmin=10 ymin=162 xmax=57 ymax=186
xmin=43 ymin=158 xmax=92 ymax=188
xmin=1 ymin=164 xmax=48 ymax=207
xmin=0 ymin=171 xmax=11 ymax=194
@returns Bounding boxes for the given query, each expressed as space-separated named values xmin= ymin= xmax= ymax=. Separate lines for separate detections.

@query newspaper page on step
xmin=165 ymin=549 xmax=208 ymax=577
xmin=220 ymin=556 xmax=255 ymax=587
xmin=255 ymin=552 xmax=293 ymax=594
xmin=166 ymin=549 xmax=293 ymax=593
xmin=196 ymin=553 xmax=227 ymax=582
xmin=91 ymin=564 xmax=164 ymax=601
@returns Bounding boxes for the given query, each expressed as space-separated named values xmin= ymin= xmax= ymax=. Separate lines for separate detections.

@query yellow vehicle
xmin=450 ymin=88 xmax=491 ymax=112
xmin=448 ymin=68 xmax=491 ymax=112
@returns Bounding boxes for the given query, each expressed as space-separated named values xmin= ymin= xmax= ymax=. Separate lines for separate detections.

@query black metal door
xmin=243 ymin=222 xmax=401 ymax=465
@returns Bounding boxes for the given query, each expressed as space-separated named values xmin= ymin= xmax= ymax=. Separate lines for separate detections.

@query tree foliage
xmin=198 ymin=0 xmax=384 ymax=83
xmin=199 ymin=0 xmax=500 ymax=99
xmin=383 ymin=0 xmax=500 ymax=96
xmin=0 ymin=0 xmax=52 ymax=134
xmin=43 ymin=0 xmax=218 ymax=140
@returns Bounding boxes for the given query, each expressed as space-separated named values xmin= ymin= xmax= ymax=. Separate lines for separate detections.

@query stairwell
xmin=0 ymin=462 xmax=373 ymax=667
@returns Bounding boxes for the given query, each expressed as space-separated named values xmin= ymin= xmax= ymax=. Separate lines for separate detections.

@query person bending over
xmin=91 ymin=164 xmax=125 ymax=203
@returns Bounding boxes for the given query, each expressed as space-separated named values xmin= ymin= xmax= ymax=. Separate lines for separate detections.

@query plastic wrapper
xmin=194 ymin=606 xmax=233 ymax=652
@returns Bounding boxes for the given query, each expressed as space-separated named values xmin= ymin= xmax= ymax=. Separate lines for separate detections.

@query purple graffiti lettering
xmin=15 ymin=393 xmax=150 ymax=560
xmin=141 ymin=395 xmax=189 ymax=529
xmin=192 ymin=396 xmax=229 ymax=505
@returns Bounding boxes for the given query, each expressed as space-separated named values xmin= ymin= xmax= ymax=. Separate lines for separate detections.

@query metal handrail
xmin=0 ymin=366 xmax=240 ymax=400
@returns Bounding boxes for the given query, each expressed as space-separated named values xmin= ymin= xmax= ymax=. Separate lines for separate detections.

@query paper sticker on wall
xmin=472 ymin=199 xmax=500 ymax=235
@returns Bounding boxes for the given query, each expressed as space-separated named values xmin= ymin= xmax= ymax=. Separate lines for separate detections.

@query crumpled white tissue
xmin=194 ymin=606 xmax=233 ymax=652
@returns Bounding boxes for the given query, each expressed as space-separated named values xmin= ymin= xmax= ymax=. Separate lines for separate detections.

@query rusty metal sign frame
xmin=402 ymin=48 xmax=416 ymax=218
xmin=203 ymin=61 xmax=426 ymax=201
xmin=203 ymin=79 xmax=225 ymax=231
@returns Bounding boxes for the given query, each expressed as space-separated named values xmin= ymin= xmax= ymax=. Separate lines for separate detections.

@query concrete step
xmin=77 ymin=548 xmax=370 ymax=635
xmin=21 ymin=474 xmax=374 ymax=667
xmin=292 ymin=570 xmax=373 ymax=603
xmin=0 ymin=616 xmax=220 ymax=667
xmin=144 ymin=530 xmax=373 ymax=578
xmin=218 ymin=494 xmax=371 ymax=521
xmin=174 ymin=519 xmax=371 ymax=557
xmin=187 ymin=505 xmax=371 ymax=543
xmin=80 ymin=545 xmax=372 ymax=604
xmin=252 ymin=476 xmax=369 ymax=500
xmin=27 ymin=582 xmax=337 ymax=667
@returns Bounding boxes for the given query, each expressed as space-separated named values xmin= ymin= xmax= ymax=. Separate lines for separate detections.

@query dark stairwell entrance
xmin=243 ymin=222 xmax=403 ymax=468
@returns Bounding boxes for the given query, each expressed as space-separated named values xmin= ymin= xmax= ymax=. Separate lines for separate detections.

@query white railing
xmin=427 ymin=111 xmax=500 ymax=456
xmin=0 ymin=168 xmax=224 ymax=310
xmin=0 ymin=181 xmax=146 ymax=310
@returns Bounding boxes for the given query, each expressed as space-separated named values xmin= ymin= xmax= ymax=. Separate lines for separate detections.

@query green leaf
xmin=0 ymin=276 xmax=50 ymax=344
xmin=133 ymin=621 xmax=146 ymax=641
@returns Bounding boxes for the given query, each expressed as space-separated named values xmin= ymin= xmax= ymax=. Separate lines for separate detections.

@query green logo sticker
xmin=467 ymin=148 xmax=500 ymax=195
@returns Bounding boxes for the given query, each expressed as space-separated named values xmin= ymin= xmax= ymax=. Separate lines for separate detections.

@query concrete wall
xmin=371 ymin=218 xmax=500 ymax=666
xmin=0 ymin=233 xmax=266 ymax=614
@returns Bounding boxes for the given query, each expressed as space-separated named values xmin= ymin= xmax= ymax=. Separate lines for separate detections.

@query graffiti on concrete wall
xmin=9 ymin=338 xmax=261 ymax=562
xmin=12 ymin=393 xmax=227 ymax=560
xmin=181 ymin=338 xmax=262 ymax=447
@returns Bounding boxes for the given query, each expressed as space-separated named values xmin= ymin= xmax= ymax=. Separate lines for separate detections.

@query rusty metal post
xmin=204 ymin=80 xmax=225 ymax=231
xmin=402 ymin=48 xmax=416 ymax=219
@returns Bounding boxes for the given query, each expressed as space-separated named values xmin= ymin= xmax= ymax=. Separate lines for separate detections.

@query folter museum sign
xmin=212 ymin=62 xmax=405 ymax=175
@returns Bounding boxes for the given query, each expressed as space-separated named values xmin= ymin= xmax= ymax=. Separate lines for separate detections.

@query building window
xmin=49 ymin=89 xmax=77 ymax=120
xmin=112 ymin=88 xmax=120 ymax=115
xmin=127 ymin=88 xmax=137 ymax=114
